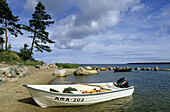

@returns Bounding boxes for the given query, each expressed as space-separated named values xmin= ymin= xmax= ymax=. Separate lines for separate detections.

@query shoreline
xmin=0 ymin=66 xmax=75 ymax=112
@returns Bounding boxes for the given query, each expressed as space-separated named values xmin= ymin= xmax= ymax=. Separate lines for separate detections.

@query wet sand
xmin=0 ymin=66 xmax=75 ymax=112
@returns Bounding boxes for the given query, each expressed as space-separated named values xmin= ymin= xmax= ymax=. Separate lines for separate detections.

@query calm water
xmin=52 ymin=64 xmax=170 ymax=112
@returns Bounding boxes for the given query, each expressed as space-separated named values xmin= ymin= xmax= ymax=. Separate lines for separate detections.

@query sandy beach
xmin=0 ymin=66 xmax=76 ymax=112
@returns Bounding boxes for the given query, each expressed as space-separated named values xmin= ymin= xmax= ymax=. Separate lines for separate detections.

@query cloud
xmin=55 ymin=39 xmax=88 ymax=50
xmin=22 ymin=0 xmax=144 ymax=50
xmin=23 ymin=0 xmax=38 ymax=13
xmin=131 ymin=4 xmax=144 ymax=12
xmin=46 ymin=0 xmax=140 ymax=50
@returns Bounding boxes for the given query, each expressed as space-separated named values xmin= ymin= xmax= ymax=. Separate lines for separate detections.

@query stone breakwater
xmin=70 ymin=66 xmax=170 ymax=76
xmin=79 ymin=66 xmax=170 ymax=74
xmin=134 ymin=66 xmax=170 ymax=71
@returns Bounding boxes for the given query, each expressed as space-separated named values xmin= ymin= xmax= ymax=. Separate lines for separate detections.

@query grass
xmin=0 ymin=50 xmax=44 ymax=66
xmin=0 ymin=51 xmax=22 ymax=63
xmin=55 ymin=63 xmax=80 ymax=68
xmin=20 ymin=60 xmax=44 ymax=66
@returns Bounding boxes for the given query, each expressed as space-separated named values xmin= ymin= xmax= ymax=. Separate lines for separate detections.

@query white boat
xmin=24 ymin=81 xmax=134 ymax=108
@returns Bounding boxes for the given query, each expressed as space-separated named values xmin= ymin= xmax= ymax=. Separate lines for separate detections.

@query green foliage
xmin=0 ymin=37 xmax=4 ymax=43
xmin=0 ymin=0 xmax=23 ymax=50
xmin=23 ymin=1 xmax=55 ymax=55
xmin=18 ymin=44 xmax=32 ymax=60
xmin=0 ymin=51 xmax=22 ymax=63
xmin=0 ymin=51 xmax=44 ymax=66
xmin=0 ymin=37 xmax=4 ymax=50
xmin=20 ymin=60 xmax=44 ymax=66
xmin=7 ymin=43 xmax=11 ymax=51
xmin=55 ymin=63 xmax=80 ymax=68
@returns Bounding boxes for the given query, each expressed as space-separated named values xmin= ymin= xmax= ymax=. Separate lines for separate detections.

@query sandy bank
xmin=0 ymin=66 xmax=76 ymax=112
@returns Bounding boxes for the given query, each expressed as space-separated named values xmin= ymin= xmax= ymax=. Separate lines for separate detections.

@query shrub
xmin=20 ymin=59 xmax=44 ymax=66
xmin=0 ymin=51 xmax=22 ymax=63
xmin=18 ymin=44 xmax=32 ymax=60
xmin=55 ymin=63 xmax=80 ymax=68
xmin=0 ymin=51 xmax=44 ymax=66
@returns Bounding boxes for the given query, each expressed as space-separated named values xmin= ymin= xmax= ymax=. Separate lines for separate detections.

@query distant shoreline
xmin=127 ymin=62 xmax=170 ymax=64
xmin=79 ymin=62 xmax=170 ymax=65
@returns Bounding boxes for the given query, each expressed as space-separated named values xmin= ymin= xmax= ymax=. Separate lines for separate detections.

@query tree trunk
xmin=5 ymin=20 xmax=8 ymax=50
xmin=30 ymin=29 xmax=37 ymax=56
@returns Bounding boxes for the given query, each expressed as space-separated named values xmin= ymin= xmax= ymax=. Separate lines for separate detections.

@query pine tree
xmin=7 ymin=43 xmax=11 ymax=51
xmin=19 ymin=44 xmax=32 ymax=60
xmin=0 ymin=0 xmax=23 ymax=50
xmin=24 ymin=1 xmax=55 ymax=56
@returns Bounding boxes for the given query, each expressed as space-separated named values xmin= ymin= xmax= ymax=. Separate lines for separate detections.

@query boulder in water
xmin=135 ymin=67 xmax=141 ymax=70
xmin=154 ymin=66 xmax=159 ymax=71
xmin=84 ymin=66 xmax=92 ymax=70
xmin=100 ymin=67 xmax=106 ymax=71
xmin=74 ymin=67 xmax=90 ymax=75
xmin=89 ymin=70 xmax=98 ymax=74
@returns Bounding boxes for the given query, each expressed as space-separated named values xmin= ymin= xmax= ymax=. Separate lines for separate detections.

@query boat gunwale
xmin=23 ymin=84 xmax=134 ymax=96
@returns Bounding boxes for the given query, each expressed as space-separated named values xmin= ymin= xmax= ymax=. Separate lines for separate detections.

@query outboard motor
xmin=116 ymin=77 xmax=130 ymax=88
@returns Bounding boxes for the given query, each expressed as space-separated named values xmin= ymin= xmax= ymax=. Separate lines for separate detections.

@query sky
xmin=4 ymin=0 xmax=170 ymax=64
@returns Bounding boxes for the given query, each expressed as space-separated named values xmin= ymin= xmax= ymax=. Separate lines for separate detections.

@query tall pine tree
xmin=0 ymin=0 xmax=23 ymax=50
xmin=24 ymin=2 xmax=55 ymax=56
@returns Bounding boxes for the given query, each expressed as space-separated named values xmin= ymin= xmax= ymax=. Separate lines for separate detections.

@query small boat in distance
xmin=24 ymin=78 xmax=134 ymax=108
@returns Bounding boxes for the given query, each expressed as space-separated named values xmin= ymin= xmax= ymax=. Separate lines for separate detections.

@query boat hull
xmin=24 ymin=84 xmax=134 ymax=107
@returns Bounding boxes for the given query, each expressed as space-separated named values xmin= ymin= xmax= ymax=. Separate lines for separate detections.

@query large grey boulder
xmin=52 ymin=70 xmax=67 ymax=77
xmin=74 ymin=67 xmax=90 ymax=75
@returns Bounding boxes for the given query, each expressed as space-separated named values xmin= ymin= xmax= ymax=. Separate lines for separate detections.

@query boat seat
xmin=70 ymin=91 xmax=82 ymax=94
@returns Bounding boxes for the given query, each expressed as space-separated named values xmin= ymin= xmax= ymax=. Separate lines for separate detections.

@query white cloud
xmin=55 ymin=39 xmax=88 ymax=50
xmin=131 ymin=4 xmax=144 ymax=12
xmin=23 ymin=0 xmax=38 ymax=13
xmin=48 ymin=0 xmax=140 ymax=49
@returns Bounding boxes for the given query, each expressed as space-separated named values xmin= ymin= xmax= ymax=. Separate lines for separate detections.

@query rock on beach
xmin=0 ymin=65 xmax=30 ymax=82
xmin=35 ymin=64 xmax=58 ymax=69
xmin=52 ymin=70 xmax=66 ymax=77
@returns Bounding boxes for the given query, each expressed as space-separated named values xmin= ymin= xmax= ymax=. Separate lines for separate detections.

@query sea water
xmin=52 ymin=64 xmax=170 ymax=112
